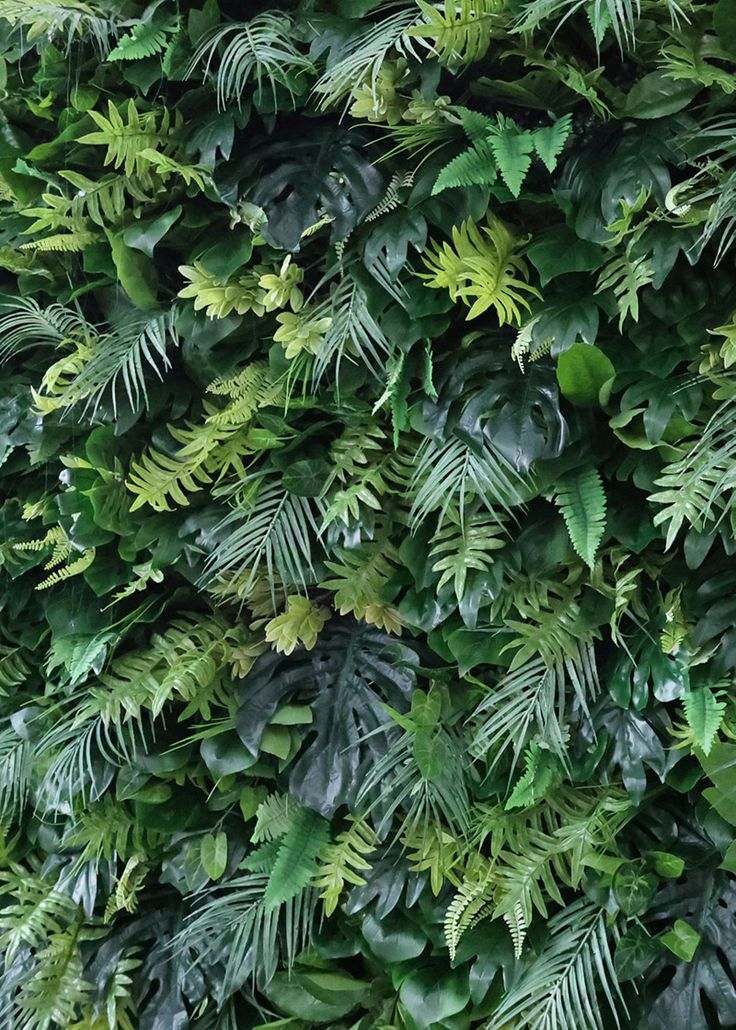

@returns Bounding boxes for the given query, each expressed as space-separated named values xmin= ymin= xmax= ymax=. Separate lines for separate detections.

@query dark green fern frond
xmin=264 ymin=807 xmax=330 ymax=910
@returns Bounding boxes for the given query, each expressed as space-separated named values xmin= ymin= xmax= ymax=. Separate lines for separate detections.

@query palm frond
xmin=0 ymin=298 xmax=95 ymax=364
xmin=407 ymin=436 xmax=527 ymax=531
xmin=312 ymin=3 xmax=419 ymax=111
xmin=204 ymin=479 xmax=325 ymax=600
xmin=188 ymin=13 xmax=314 ymax=110
xmin=487 ymin=898 xmax=625 ymax=1030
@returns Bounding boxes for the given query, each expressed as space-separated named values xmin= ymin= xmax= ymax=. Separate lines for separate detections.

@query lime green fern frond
xmin=420 ymin=215 xmax=541 ymax=324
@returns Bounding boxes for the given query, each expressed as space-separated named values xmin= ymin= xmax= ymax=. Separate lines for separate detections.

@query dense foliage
xmin=2 ymin=0 xmax=736 ymax=1027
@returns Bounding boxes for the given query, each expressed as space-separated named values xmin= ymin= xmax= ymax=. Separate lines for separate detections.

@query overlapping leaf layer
xmin=1 ymin=2 xmax=736 ymax=1028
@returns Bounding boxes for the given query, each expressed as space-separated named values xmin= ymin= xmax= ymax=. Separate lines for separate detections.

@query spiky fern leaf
xmin=263 ymin=808 xmax=330 ymax=910
xmin=487 ymin=899 xmax=625 ymax=1030
xmin=420 ymin=215 xmax=541 ymax=324
xmin=406 ymin=0 xmax=502 ymax=67
xmin=77 ymin=99 xmax=178 ymax=177
xmin=313 ymin=818 xmax=378 ymax=916
xmin=554 ymin=468 xmax=606 ymax=569
xmin=430 ymin=509 xmax=507 ymax=600
xmin=596 ymin=250 xmax=654 ymax=329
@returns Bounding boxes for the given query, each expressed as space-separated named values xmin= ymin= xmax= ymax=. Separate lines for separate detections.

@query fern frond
xmin=504 ymin=901 xmax=528 ymax=959
xmin=58 ymin=169 xmax=160 ymax=226
xmin=680 ymin=685 xmax=726 ymax=757
xmin=406 ymin=0 xmax=502 ymax=67
xmin=444 ymin=865 xmax=494 ymax=960
xmin=430 ymin=509 xmax=507 ymax=600
xmin=36 ymin=547 xmax=95 ymax=590
xmin=107 ymin=15 xmax=178 ymax=61
xmin=554 ymin=468 xmax=606 ymax=569
xmin=596 ymin=250 xmax=654 ymax=329
xmin=77 ymin=99 xmax=177 ymax=176
xmin=432 ymin=138 xmax=496 ymax=194
xmin=264 ymin=807 xmax=330 ymax=910
xmin=252 ymin=793 xmax=296 ymax=844
xmin=321 ymin=542 xmax=402 ymax=633
xmin=138 ymin=148 xmax=210 ymax=190
xmin=20 ymin=229 xmax=99 ymax=252
xmin=420 ymin=215 xmax=541 ymax=324
xmin=313 ymin=818 xmax=378 ymax=916
xmin=366 ymin=170 xmax=416 ymax=220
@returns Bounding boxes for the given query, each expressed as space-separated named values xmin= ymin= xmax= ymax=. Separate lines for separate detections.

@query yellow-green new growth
xmin=420 ymin=215 xmax=540 ymax=324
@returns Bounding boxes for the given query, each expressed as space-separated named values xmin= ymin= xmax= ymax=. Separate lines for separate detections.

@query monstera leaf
xmin=234 ymin=622 xmax=418 ymax=816
xmin=234 ymin=126 xmax=384 ymax=251
xmin=646 ymin=871 xmax=736 ymax=1030
xmin=456 ymin=365 xmax=569 ymax=472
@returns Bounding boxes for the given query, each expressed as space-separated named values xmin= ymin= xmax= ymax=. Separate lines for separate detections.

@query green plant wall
xmin=1 ymin=0 xmax=736 ymax=1027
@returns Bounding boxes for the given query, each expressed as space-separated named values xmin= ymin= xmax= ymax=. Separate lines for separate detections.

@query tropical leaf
xmin=554 ymin=468 xmax=606 ymax=568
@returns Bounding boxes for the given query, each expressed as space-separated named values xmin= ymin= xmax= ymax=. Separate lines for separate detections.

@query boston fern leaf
xmin=406 ymin=0 xmax=503 ymax=67
xmin=420 ymin=215 xmax=541 ymax=324
xmin=432 ymin=138 xmax=497 ymax=194
xmin=488 ymin=899 xmax=625 ymax=1030
xmin=107 ymin=15 xmax=178 ymax=61
xmin=554 ymin=468 xmax=606 ymax=569
xmin=264 ymin=807 xmax=330 ymax=910
xmin=681 ymin=685 xmax=726 ymax=757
